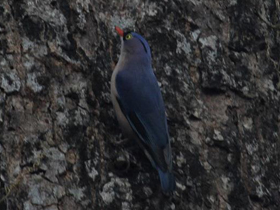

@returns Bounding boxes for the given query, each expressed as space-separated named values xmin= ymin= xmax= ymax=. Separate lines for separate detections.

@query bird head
xmin=115 ymin=26 xmax=151 ymax=58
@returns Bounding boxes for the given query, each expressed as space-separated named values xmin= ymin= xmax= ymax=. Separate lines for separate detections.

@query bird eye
xmin=125 ymin=34 xmax=132 ymax=40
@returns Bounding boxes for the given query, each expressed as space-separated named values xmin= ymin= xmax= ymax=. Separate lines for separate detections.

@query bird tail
xmin=157 ymin=169 xmax=176 ymax=194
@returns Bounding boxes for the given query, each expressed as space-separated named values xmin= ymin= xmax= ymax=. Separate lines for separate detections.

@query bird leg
xmin=111 ymin=134 xmax=129 ymax=145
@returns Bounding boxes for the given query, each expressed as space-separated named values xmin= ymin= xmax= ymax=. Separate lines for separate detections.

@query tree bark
xmin=0 ymin=0 xmax=279 ymax=209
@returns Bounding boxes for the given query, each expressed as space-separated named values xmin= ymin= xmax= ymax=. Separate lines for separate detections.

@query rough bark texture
xmin=0 ymin=0 xmax=280 ymax=209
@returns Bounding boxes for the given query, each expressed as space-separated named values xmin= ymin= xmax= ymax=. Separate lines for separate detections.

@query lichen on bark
xmin=0 ymin=0 xmax=280 ymax=209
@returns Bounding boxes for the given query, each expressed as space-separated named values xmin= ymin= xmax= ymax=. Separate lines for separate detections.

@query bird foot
xmin=112 ymin=136 xmax=129 ymax=145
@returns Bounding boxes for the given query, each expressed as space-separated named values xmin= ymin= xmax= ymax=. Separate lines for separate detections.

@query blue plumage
xmin=111 ymin=27 xmax=175 ymax=194
xmin=131 ymin=32 xmax=152 ymax=57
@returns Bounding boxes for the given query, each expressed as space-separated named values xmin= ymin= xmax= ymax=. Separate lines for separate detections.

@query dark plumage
xmin=111 ymin=26 xmax=175 ymax=194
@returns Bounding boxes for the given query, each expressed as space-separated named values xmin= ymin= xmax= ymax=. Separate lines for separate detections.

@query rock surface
xmin=0 ymin=0 xmax=279 ymax=209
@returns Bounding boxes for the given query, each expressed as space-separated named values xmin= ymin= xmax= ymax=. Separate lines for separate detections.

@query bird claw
xmin=112 ymin=136 xmax=129 ymax=145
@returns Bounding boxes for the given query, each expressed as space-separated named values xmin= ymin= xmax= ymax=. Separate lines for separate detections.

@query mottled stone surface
xmin=0 ymin=0 xmax=279 ymax=209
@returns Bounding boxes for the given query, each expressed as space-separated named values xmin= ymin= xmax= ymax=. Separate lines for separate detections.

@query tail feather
xmin=157 ymin=169 xmax=176 ymax=194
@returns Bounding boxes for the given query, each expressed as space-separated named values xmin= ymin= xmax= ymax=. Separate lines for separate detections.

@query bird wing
xmin=115 ymin=65 xmax=172 ymax=172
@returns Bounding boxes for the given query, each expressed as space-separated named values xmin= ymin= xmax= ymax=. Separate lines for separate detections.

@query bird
xmin=111 ymin=26 xmax=175 ymax=194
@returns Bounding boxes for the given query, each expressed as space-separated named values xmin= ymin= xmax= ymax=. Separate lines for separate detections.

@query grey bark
xmin=0 ymin=0 xmax=279 ymax=209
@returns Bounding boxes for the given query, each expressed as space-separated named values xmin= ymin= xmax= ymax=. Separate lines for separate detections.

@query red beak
xmin=115 ymin=26 xmax=124 ymax=37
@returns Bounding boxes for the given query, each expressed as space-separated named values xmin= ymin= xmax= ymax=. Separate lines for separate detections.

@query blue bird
xmin=111 ymin=26 xmax=175 ymax=194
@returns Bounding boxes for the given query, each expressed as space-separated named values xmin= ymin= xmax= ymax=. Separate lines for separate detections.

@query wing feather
xmin=115 ymin=65 xmax=171 ymax=172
